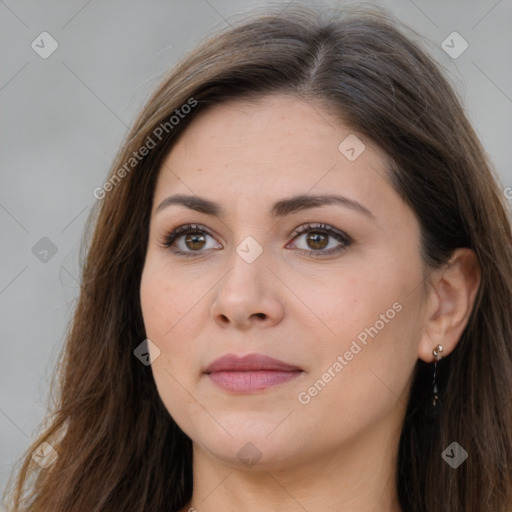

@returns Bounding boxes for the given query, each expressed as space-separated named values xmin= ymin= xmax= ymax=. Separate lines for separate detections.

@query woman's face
xmin=140 ymin=94 xmax=428 ymax=470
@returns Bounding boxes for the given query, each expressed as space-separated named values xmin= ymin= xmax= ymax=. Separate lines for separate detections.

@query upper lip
xmin=204 ymin=353 xmax=302 ymax=373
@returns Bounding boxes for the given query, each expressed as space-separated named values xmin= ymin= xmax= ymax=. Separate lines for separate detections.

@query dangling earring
xmin=432 ymin=344 xmax=444 ymax=406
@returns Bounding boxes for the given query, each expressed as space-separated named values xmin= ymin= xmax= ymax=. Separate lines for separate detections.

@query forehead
xmin=169 ymin=95 xmax=359 ymax=163
xmin=153 ymin=94 xmax=392 ymax=216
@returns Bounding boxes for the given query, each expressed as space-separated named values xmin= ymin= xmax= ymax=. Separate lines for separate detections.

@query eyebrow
xmin=155 ymin=193 xmax=374 ymax=219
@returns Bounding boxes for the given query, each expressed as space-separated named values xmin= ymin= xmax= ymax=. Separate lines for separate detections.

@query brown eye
xmin=288 ymin=223 xmax=352 ymax=256
xmin=305 ymin=231 xmax=329 ymax=250
xmin=184 ymin=232 xmax=207 ymax=251
xmin=162 ymin=223 xmax=351 ymax=258
xmin=161 ymin=224 xmax=222 ymax=257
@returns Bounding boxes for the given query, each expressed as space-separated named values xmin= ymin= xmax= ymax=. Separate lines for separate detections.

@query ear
xmin=418 ymin=248 xmax=481 ymax=362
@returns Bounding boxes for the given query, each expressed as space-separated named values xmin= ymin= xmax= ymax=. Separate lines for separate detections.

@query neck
xmin=179 ymin=417 xmax=403 ymax=512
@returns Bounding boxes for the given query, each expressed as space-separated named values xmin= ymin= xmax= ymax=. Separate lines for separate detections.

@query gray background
xmin=1 ymin=0 xmax=511 ymax=493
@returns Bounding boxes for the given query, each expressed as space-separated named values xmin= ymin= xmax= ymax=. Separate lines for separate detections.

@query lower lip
xmin=206 ymin=370 xmax=303 ymax=392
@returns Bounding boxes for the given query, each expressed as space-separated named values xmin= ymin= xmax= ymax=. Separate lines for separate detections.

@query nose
xmin=210 ymin=248 xmax=285 ymax=330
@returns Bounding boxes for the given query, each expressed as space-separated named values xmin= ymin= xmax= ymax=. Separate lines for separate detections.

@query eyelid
xmin=285 ymin=222 xmax=352 ymax=256
xmin=159 ymin=223 xmax=220 ymax=252
xmin=288 ymin=222 xmax=352 ymax=244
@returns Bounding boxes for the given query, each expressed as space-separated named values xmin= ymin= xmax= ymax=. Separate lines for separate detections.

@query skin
xmin=140 ymin=94 xmax=481 ymax=512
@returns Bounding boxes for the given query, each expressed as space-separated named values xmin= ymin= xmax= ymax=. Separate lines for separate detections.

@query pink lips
xmin=204 ymin=353 xmax=303 ymax=393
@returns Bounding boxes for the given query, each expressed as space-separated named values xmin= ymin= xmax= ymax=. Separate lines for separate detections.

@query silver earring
xmin=432 ymin=344 xmax=444 ymax=406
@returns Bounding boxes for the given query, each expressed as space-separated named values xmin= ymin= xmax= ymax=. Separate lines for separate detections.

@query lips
xmin=204 ymin=353 xmax=303 ymax=393
xmin=204 ymin=353 xmax=302 ymax=373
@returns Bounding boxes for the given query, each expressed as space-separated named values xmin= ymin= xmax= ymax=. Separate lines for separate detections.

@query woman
xmin=4 ymin=4 xmax=512 ymax=511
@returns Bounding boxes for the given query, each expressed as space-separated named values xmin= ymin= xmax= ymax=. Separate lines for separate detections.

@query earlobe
xmin=418 ymin=248 xmax=481 ymax=363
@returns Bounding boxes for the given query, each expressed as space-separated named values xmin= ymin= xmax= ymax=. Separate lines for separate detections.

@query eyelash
xmin=160 ymin=222 xmax=353 ymax=258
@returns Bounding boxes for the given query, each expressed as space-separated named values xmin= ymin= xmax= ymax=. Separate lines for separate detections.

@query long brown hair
xmin=4 ymin=4 xmax=512 ymax=511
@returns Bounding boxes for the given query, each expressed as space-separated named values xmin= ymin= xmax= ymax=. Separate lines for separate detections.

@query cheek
xmin=312 ymin=262 xmax=422 ymax=396
xmin=318 ymin=269 xmax=402 ymax=345
xmin=140 ymin=258 xmax=209 ymax=385
xmin=140 ymin=263 xmax=204 ymax=423
xmin=140 ymin=259 xmax=199 ymax=340
xmin=297 ymin=298 xmax=419 ymax=443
